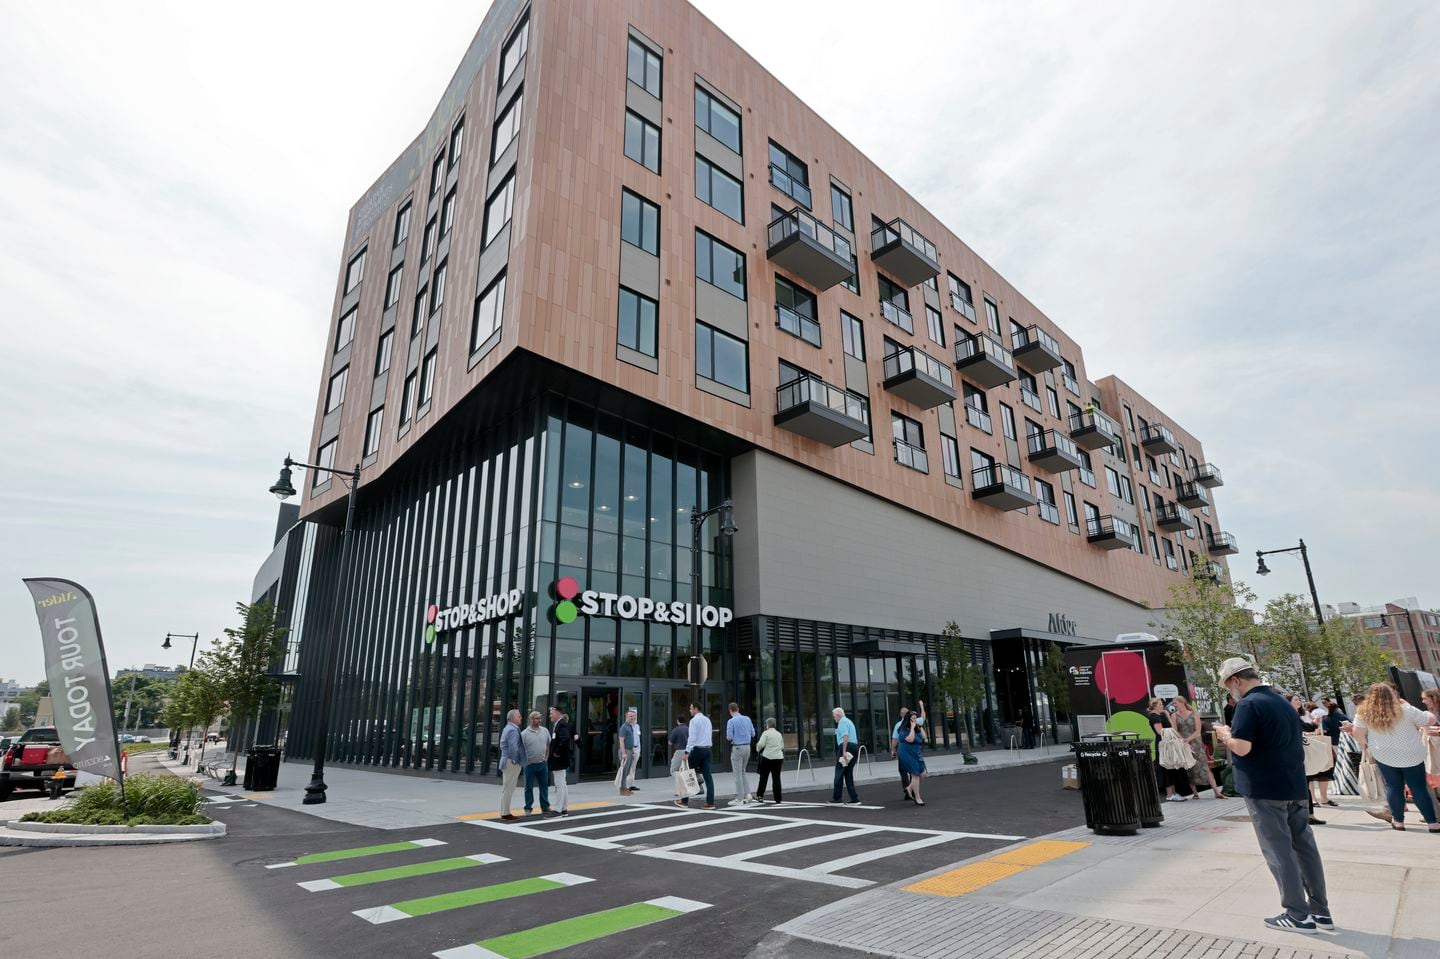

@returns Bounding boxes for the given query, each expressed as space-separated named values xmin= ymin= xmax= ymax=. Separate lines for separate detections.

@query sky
xmin=2 ymin=1 xmax=1437 ymax=687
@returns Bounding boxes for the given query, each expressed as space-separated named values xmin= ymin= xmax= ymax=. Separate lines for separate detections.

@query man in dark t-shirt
xmin=1215 ymin=657 xmax=1330 ymax=934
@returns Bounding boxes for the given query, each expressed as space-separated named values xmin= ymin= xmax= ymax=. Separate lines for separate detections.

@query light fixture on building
xmin=269 ymin=459 xmax=298 ymax=500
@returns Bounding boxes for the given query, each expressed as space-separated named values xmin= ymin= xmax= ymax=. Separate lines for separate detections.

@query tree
xmin=175 ymin=656 xmax=225 ymax=767
xmin=936 ymin=621 xmax=985 ymax=757
xmin=15 ymin=681 xmax=48 ymax=727
xmin=113 ymin=674 xmax=177 ymax=731
xmin=2 ymin=706 xmax=19 ymax=731
xmin=1152 ymin=563 xmax=1259 ymax=716
xmin=1036 ymin=642 xmax=1071 ymax=737
xmin=210 ymin=600 xmax=288 ymax=781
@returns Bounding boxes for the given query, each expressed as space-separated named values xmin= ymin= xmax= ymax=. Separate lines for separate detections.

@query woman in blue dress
xmin=898 ymin=704 xmax=928 ymax=806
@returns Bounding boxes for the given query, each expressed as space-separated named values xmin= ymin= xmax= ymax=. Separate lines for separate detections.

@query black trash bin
xmin=1113 ymin=735 xmax=1165 ymax=828
xmin=244 ymin=745 xmax=282 ymax=791
xmin=1071 ymin=737 xmax=1141 ymax=835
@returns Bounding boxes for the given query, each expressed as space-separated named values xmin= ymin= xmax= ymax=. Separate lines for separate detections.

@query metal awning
xmin=852 ymin=636 xmax=928 ymax=656
xmin=989 ymin=626 xmax=1110 ymax=647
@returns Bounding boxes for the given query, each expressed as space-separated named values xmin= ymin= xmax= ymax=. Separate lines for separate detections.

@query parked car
xmin=120 ymin=734 xmax=135 ymax=744
xmin=205 ymin=733 xmax=222 ymax=743
xmin=0 ymin=727 xmax=77 ymax=800
xmin=131 ymin=736 xmax=152 ymax=744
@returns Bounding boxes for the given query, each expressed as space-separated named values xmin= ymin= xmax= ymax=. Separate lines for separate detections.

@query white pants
xmin=732 ymin=745 xmax=751 ymax=799
xmin=551 ymin=768 xmax=569 ymax=812
xmin=500 ymin=763 xmax=521 ymax=815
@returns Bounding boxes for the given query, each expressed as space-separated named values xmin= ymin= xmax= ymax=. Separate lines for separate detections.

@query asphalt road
xmin=2 ymin=753 xmax=1082 ymax=959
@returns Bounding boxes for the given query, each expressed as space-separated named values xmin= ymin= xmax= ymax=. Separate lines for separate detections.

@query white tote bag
xmin=1358 ymin=749 xmax=1383 ymax=801
xmin=1302 ymin=735 xmax=1335 ymax=776
xmin=1158 ymin=728 xmax=1196 ymax=770
xmin=674 ymin=760 xmax=701 ymax=797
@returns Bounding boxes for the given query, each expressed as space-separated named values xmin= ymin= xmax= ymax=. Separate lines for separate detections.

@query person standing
xmin=898 ymin=710 xmax=928 ymax=805
xmin=1173 ymin=695 xmax=1227 ymax=799
xmin=676 ymin=703 xmax=715 ymax=810
xmin=754 ymin=718 xmax=785 ymax=804
xmin=1214 ymin=657 xmax=1331 ymax=933
xmin=521 ymin=710 xmax=553 ymax=817
xmin=1019 ymin=708 xmax=1037 ymax=749
xmin=1147 ymin=697 xmax=1185 ymax=802
xmin=725 ymin=702 xmax=756 ymax=806
xmin=828 ymin=706 xmax=861 ymax=805
xmin=1224 ymin=693 xmax=1238 ymax=726
xmin=548 ymin=706 xmax=573 ymax=816
xmin=1350 ymin=682 xmax=1439 ymax=832
xmin=890 ymin=706 xmax=914 ymax=801
xmin=668 ymin=716 xmax=690 ymax=804
xmin=497 ymin=709 xmax=524 ymax=821
xmin=617 ymin=707 xmax=641 ymax=796
xmin=1295 ymin=701 xmax=1331 ymax=821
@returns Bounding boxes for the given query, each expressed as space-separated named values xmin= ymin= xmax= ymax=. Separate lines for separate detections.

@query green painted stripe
xmin=333 ymin=856 xmax=486 ymax=888
xmin=394 ymin=877 xmax=564 ymax=918
xmin=477 ymin=903 xmax=681 ymax=959
xmin=295 ymin=841 xmax=422 ymax=865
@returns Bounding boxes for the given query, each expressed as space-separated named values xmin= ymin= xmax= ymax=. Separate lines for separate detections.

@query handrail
xmin=1068 ymin=409 xmax=1119 ymax=438
xmin=776 ymin=373 xmax=870 ymax=425
xmin=879 ymin=299 xmax=913 ymax=333
xmin=1141 ymin=422 xmax=1176 ymax=446
xmin=1026 ymin=429 xmax=1078 ymax=458
xmin=973 ymin=462 xmax=1031 ymax=494
xmin=883 ymin=345 xmax=953 ymax=388
xmin=955 ymin=331 xmax=1014 ymax=370
xmin=870 ymin=217 xmax=939 ymax=262
xmin=767 ymin=207 xmax=852 ymax=261
xmin=1010 ymin=324 xmax=1060 ymax=355
xmin=795 ymin=747 xmax=814 ymax=783
xmin=950 ymin=291 xmax=977 ymax=322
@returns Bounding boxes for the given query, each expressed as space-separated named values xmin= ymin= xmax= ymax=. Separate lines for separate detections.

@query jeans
xmin=688 ymin=747 xmax=715 ymax=806
xmin=1245 ymin=798 xmax=1330 ymax=921
xmin=523 ymin=761 xmax=550 ymax=812
xmin=551 ymin=767 xmax=569 ymax=812
xmin=618 ymin=751 xmax=639 ymax=791
xmin=832 ymin=743 xmax=859 ymax=802
xmin=499 ymin=763 xmax=521 ymax=815
xmin=1376 ymin=760 xmax=1438 ymax=823
xmin=731 ymin=744 xmax=751 ymax=800
xmin=757 ymin=756 xmax=783 ymax=802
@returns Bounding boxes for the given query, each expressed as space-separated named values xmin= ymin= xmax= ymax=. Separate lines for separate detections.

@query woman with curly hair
xmin=1351 ymin=682 xmax=1439 ymax=831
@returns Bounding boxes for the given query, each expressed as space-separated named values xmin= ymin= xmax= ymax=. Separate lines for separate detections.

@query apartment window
xmin=500 ymin=15 xmax=528 ymax=85
xmin=1000 ymin=402 xmax=1016 ymax=440
xmin=448 ymin=118 xmax=464 ymax=169
xmin=411 ymin=289 xmax=426 ymax=338
xmin=982 ymin=297 xmax=1000 ymax=334
xmin=313 ymin=439 xmax=336 ymax=487
xmin=1076 ymin=449 xmax=1096 ymax=487
xmin=618 ymin=286 xmax=658 ymax=357
xmin=775 ymin=276 xmax=819 ymax=346
xmin=841 ymin=311 xmax=865 ymax=360
xmin=971 ymin=447 xmax=996 ymax=476
xmin=1152 ymin=490 xmax=1165 ymax=513
xmin=429 ymin=151 xmax=445 ymax=198
xmin=1104 ymin=465 xmax=1121 ymax=496
xmin=1035 ymin=479 xmax=1059 ymax=524
xmin=1009 ymin=318 xmax=1025 ymax=346
xmin=1063 ymin=490 xmax=1079 ymax=528
xmin=695 ymin=155 xmax=743 ymax=223
xmin=624 ymin=111 xmax=661 ymax=173
xmin=1163 ymin=538 xmax=1178 ymax=571
xmin=325 ymin=366 xmax=348 ymax=413
xmin=892 ymin=412 xmax=927 ymax=473
xmin=949 ymin=274 xmax=976 ymax=321
xmin=620 ymin=190 xmax=660 ymax=255
xmin=877 ymin=275 xmax=912 ymax=333
xmin=483 ymin=174 xmax=516 ymax=247
xmin=384 ymin=265 xmax=403 ymax=310
xmin=440 ymin=188 xmax=457 ymax=236
xmin=841 ymin=255 xmax=859 ymax=295
xmin=695 ymin=321 xmax=748 ymax=392
xmin=1149 ymin=531 xmax=1162 ymax=564
xmin=1025 ymin=418 xmax=1044 ymax=447
xmin=768 ymin=141 xmax=811 ymax=208
xmin=925 ymin=305 xmax=945 ymax=347
xmin=375 ymin=330 xmax=394 ymax=375
xmin=363 ymin=407 xmax=384 ymax=458
xmin=429 ymin=261 xmax=447 ymax=316
xmin=393 ymin=203 xmax=412 ymax=249
xmin=1046 ymin=386 xmax=1060 ymax=418
xmin=831 ymin=184 xmax=854 ymax=231
xmin=694 ymin=85 xmax=741 ymax=153
xmin=626 ymin=37 xmax=662 ymax=98
xmin=964 ymin=384 xmax=992 ymax=434
xmin=344 ymin=249 xmax=366 ymax=294
xmin=1137 ymin=414 xmax=1150 ymax=435
xmin=1083 ymin=500 xmax=1102 ymax=531
xmin=335 ymin=307 xmax=356 ymax=351
xmin=1019 ymin=371 xmax=1041 ymax=411
xmin=421 ymin=216 xmax=437 ymax=265
xmin=695 ymin=230 xmax=746 ymax=300
xmin=486 ymin=92 xmax=521 ymax=165
xmin=1120 ymin=475 xmax=1134 ymax=504
xmin=399 ymin=371 xmax=417 ymax=428
xmin=418 ymin=349 xmax=437 ymax=407
xmin=1062 ymin=358 xmax=1080 ymax=395
xmin=941 ymin=434 xmax=961 ymax=480
xmin=471 ymin=272 xmax=506 ymax=352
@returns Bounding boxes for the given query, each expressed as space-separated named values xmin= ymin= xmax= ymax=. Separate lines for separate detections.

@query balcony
xmin=950 ymin=292 xmax=977 ymax=323
xmin=1020 ymin=387 xmax=1043 ymax=413
xmin=1175 ymin=480 xmax=1210 ymax=509
xmin=971 ymin=463 xmax=1038 ymax=511
xmin=1207 ymin=531 xmax=1240 ymax=556
xmin=774 ymin=373 xmax=870 ymax=447
xmin=870 ymin=217 xmax=940 ymax=287
xmin=1155 ymin=502 xmax=1193 ymax=532
xmin=1010 ymin=325 xmax=1063 ymax=373
xmin=879 ymin=298 xmax=914 ymax=334
xmin=1068 ymin=409 xmax=1120 ymax=451
xmin=1087 ymin=515 xmax=1140 ymax=551
xmin=1140 ymin=422 xmax=1178 ymax=454
xmin=883 ymin=345 xmax=956 ymax=409
xmin=766 ymin=208 xmax=855 ymax=290
xmin=1026 ymin=429 xmax=1083 ymax=474
xmin=1195 ymin=463 xmax=1224 ymax=488
xmin=954 ymin=333 xmax=1016 ymax=389
xmin=893 ymin=439 xmax=929 ymax=473
xmin=964 ymin=403 xmax=992 ymax=433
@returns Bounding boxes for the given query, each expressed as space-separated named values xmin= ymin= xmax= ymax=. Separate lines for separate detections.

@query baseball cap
xmin=1217 ymin=656 xmax=1254 ymax=683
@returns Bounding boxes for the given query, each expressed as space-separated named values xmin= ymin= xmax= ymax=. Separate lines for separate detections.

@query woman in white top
xmin=1350 ymin=682 xmax=1439 ymax=831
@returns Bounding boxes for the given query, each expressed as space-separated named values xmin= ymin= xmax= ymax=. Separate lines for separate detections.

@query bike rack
xmin=856 ymin=744 xmax=873 ymax=775
xmin=795 ymin=748 xmax=815 ymax=783
xmin=1008 ymin=733 xmax=1019 ymax=751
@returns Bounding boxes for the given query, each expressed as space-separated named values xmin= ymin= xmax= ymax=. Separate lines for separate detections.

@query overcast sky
xmin=2 ymin=1 xmax=1437 ymax=687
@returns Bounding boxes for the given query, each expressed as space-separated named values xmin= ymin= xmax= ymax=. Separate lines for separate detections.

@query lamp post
xmin=269 ymin=454 xmax=361 ymax=805
xmin=688 ymin=499 xmax=737 ymax=693
xmin=1256 ymin=539 xmax=1338 ymax=701
xmin=162 ymin=632 xmax=200 ymax=761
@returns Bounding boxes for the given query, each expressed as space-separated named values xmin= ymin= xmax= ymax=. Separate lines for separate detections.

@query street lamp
xmin=688 ymin=499 xmax=737 ymax=692
xmin=1255 ymin=538 xmax=1337 ymax=701
xmin=162 ymin=632 xmax=200 ymax=762
xmin=269 ymin=454 xmax=361 ymax=805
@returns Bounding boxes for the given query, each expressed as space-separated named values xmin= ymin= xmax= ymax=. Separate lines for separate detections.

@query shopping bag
xmin=614 ymin=765 xmax=625 ymax=791
xmin=674 ymin=761 xmax=701 ymax=797
xmin=1426 ymin=736 xmax=1440 ymax=789
xmin=1158 ymin=728 xmax=1195 ymax=770
xmin=1302 ymin=735 xmax=1334 ymax=776
xmin=1358 ymin=749 xmax=1383 ymax=801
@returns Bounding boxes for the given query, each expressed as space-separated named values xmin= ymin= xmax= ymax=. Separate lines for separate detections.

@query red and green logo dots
xmin=551 ymin=577 xmax=580 ymax=624
xmin=425 ymin=604 xmax=439 ymax=645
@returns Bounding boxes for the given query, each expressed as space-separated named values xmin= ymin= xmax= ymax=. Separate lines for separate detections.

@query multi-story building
xmin=252 ymin=0 xmax=1236 ymax=780
xmin=115 ymin=664 xmax=186 ymax=682
xmin=1326 ymin=599 xmax=1440 ymax=673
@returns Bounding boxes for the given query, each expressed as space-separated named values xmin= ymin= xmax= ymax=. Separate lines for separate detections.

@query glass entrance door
xmin=579 ymin=686 xmax=620 ymax=776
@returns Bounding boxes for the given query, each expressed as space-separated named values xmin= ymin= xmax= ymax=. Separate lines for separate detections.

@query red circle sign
xmin=1095 ymin=650 xmax=1150 ymax=705
xmin=426 ymin=604 xmax=438 ymax=624
xmin=554 ymin=577 xmax=580 ymax=600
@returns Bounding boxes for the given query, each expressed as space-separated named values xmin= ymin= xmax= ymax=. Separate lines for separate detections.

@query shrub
xmin=26 ymin=773 xmax=211 ymax=827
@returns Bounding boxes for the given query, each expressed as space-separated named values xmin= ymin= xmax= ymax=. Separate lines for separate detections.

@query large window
xmin=999 ymin=402 xmax=1016 ymax=440
xmin=624 ymin=111 xmax=661 ymax=173
xmin=949 ymin=274 xmax=975 ymax=321
xmin=695 ymin=230 xmax=746 ymax=300
xmin=695 ymin=322 xmax=748 ymax=392
xmin=983 ymin=297 xmax=1000 ymax=334
xmin=399 ymin=371 xmax=417 ymax=428
xmin=941 ymin=434 xmax=961 ymax=479
xmin=418 ymin=349 xmax=437 ymax=407
xmin=695 ymin=85 xmax=741 ymax=153
xmin=384 ymin=265 xmax=403 ymax=310
xmin=363 ymin=406 xmax=384 ymax=458
xmin=841 ymin=311 xmax=865 ymax=360
xmin=344 ymin=249 xmax=366 ymax=294
xmin=421 ymin=216 xmax=437 ymax=265
xmin=448 ymin=118 xmax=464 ymax=169
xmin=1104 ymin=465 xmax=1121 ymax=496
xmin=618 ymin=286 xmax=658 ymax=357
xmin=695 ymin=155 xmax=743 ymax=223
xmin=440 ymin=187 xmax=457 ymax=237
xmin=500 ymin=15 xmax=528 ymax=85
xmin=626 ymin=37 xmax=662 ymax=98
xmin=892 ymin=412 xmax=927 ymax=472
xmin=963 ymin=383 xmax=991 ymax=433
xmin=925 ymin=305 xmax=945 ymax=347
xmin=831 ymin=183 xmax=854 ymax=231
xmin=775 ymin=276 xmax=819 ymax=346
xmin=429 ymin=150 xmax=445 ymax=198
xmin=877 ymin=275 xmax=912 ymax=333
xmin=325 ymin=366 xmax=348 ymax=413
xmin=1063 ymin=490 xmax=1079 ymax=527
xmin=768 ymin=141 xmax=810 ymax=208
xmin=429 ymin=261 xmax=447 ymax=316
xmin=335 ymin=307 xmax=356 ymax=351
xmin=492 ymin=90 xmax=523 ymax=164
xmin=374 ymin=329 xmax=394 ymax=375
xmin=313 ymin=439 xmax=335 ymax=487
xmin=411 ymin=289 xmax=426 ymax=338
xmin=620 ymin=189 xmax=659 ymax=254
xmin=483 ymin=174 xmax=516 ymax=247
xmin=393 ymin=203 xmax=412 ymax=249
xmin=1035 ymin=479 xmax=1059 ymax=524
xmin=471 ymin=272 xmax=505 ymax=352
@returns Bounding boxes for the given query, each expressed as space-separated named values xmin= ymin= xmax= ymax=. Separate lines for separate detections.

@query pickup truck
xmin=0 ymin=728 xmax=78 ymax=800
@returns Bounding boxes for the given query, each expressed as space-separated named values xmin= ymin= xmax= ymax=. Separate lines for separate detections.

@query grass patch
xmin=18 ymin=773 xmax=211 ymax=827
xmin=120 ymin=741 xmax=171 ymax=754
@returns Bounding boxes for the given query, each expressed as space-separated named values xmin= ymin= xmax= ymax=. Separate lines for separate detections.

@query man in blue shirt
xmin=497 ymin=709 xmax=524 ymax=821
xmin=675 ymin=703 xmax=715 ymax=809
xmin=1216 ymin=656 xmax=1331 ymax=934
xmin=616 ymin=707 xmax=642 ymax=796
xmin=828 ymin=706 xmax=861 ymax=805
xmin=726 ymin=702 xmax=756 ymax=806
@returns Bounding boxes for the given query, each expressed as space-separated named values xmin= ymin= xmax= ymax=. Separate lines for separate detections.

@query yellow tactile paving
xmin=903 ymin=860 xmax=1027 ymax=896
xmin=456 ymin=800 xmax=614 ymax=821
xmin=988 ymin=839 xmax=1090 ymax=866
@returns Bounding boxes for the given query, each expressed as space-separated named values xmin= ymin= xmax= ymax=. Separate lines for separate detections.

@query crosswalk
xmin=466 ymin=802 xmax=1022 ymax=889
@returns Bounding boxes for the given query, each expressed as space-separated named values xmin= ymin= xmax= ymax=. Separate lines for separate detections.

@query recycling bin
xmin=244 ymin=745 xmax=282 ymax=791
xmin=1113 ymin=735 xmax=1165 ymax=828
xmin=1071 ymin=737 xmax=1141 ymax=835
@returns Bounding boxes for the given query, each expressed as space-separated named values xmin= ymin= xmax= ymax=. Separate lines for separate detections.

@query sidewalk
xmin=771 ymin=796 xmax=1440 ymax=959
xmin=159 ymin=744 xmax=1067 ymax=830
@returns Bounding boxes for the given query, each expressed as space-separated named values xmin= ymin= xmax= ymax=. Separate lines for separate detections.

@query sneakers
xmin=1311 ymin=914 xmax=1334 ymax=931
xmin=726 ymin=798 xmax=747 ymax=807
xmin=1264 ymin=914 xmax=1316 ymax=933
xmin=1165 ymin=794 xmax=1188 ymax=803
xmin=826 ymin=799 xmax=845 ymax=805
xmin=844 ymin=798 xmax=862 ymax=805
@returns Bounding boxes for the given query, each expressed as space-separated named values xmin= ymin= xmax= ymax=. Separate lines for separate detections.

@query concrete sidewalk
xmin=770 ymin=796 xmax=1440 ymax=959
xmin=160 ymin=744 xmax=1068 ymax=829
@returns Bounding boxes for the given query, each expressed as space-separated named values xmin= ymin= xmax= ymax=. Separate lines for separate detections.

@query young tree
xmin=2 ymin=706 xmax=19 ymax=731
xmin=936 ymin=621 xmax=985 ymax=757
xmin=211 ymin=600 xmax=288 ymax=783
xmin=1253 ymin=594 xmax=1315 ymax=696
xmin=176 ymin=663 xmax=224 ymax=767
xmin=15 ymin=681 xmax=48 ymax=727
xmin=1152 ymin=563 xmax=1259 ymax=716
xmin=1036 ymin=642 xmax=1072 ymax=739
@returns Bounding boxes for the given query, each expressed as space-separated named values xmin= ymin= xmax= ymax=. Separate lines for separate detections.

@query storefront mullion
xmin=435 ymin=460 xmax=462 ymax=769
xmin=416 ymin=466 xmax=445 ymax=769
xmin=441 ymin=456 xmax=472 ymax=771
xmin=468 ymin=456 xmax=495 ymax=773
xmin=383 ymin=498 xmax=417 ymax=766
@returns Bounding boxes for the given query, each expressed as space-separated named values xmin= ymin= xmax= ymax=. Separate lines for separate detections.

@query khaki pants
xmin=500 ymin=763 xmax=521 ymax=815
xmin=552 ymin=768 xmax=569 ymax=812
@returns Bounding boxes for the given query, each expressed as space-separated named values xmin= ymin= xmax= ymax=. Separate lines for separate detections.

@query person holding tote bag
xmin=1350 ymin=682 xmax=1439 ymax=832
xmin=1148 ymin=697 xmax=1189 ymax=802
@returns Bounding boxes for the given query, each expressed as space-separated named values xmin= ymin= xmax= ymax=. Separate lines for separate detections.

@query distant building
xmin=116 ymin=664 xmax=186 ymax=681
xmin=0 ymin=678 xmax=23 ymax=699
xmin=1324 ymin=598 xmax=1440 ymax=673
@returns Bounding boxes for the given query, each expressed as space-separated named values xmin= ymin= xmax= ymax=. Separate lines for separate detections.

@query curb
xmin=0 ymin=820 xmax=226 ymax=847
xmin=6 ymin=820 xmax=225 ymax=836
